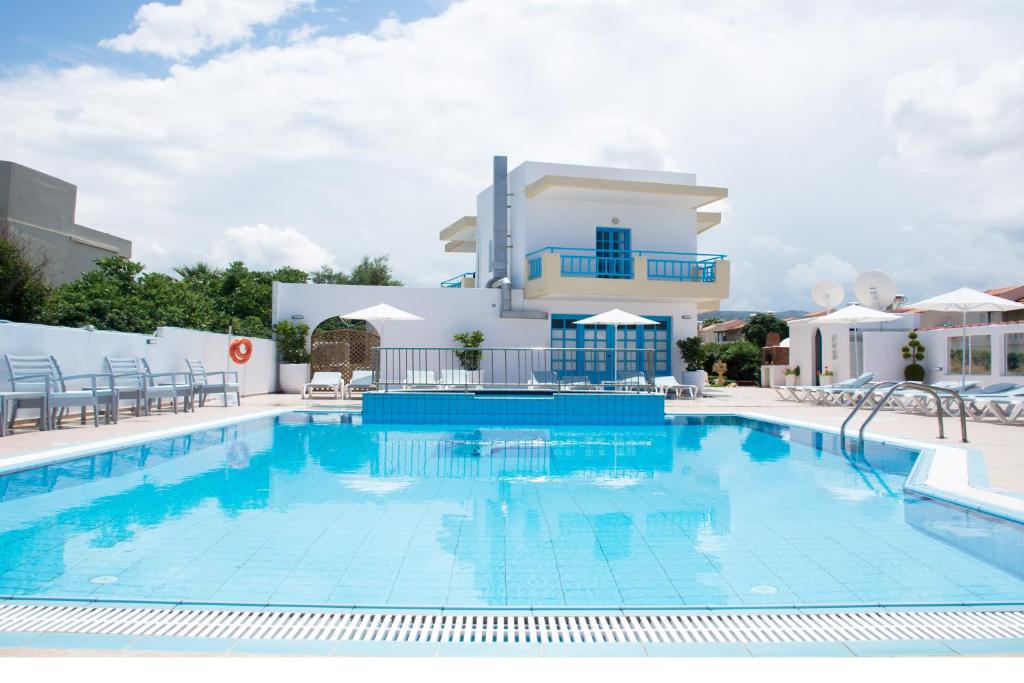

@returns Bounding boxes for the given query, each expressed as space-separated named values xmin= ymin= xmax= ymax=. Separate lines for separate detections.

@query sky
xmin=1 ymin=0 xmax=1022 ymax=310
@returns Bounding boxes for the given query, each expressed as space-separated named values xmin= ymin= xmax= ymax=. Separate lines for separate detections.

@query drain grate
xmin=1 ymin=605 xmax=1024 ymax=645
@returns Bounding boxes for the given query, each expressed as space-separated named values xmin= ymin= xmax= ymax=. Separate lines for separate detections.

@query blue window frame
xmin=595 ymin=227 xmax=632 ymax=279
xmin=550 ymin=313 xmax=671 ymax=382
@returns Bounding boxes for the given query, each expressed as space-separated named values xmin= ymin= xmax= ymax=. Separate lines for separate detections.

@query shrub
xmin=702 ymin=340 xmax=761 ymax=382
xmin=453 ymin=330 xmax=485 ymax=370
xmin=273 ymin=320 xmax=311 ymax=364
xmin=902 ymin=330 xmax=926 ymax=381
xmin=677 ymin=336 xmax=706 ymax=372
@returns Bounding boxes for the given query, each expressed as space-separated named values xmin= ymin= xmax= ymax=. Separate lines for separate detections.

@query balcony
xmin=440 ymin=271 xmax=476 ymax=288
xmin=524 ymin=247 xmax=729 ymax=309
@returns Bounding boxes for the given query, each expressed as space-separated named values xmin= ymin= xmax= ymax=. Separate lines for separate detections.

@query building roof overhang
xmin=523 ymin=175 xmax=728 ymax=208
xmin=440 ymin=216 xmax=477 ymax=250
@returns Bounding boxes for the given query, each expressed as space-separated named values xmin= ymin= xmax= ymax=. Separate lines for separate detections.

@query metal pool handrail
xmin=841 ymin=381 xmax=968 ymax=445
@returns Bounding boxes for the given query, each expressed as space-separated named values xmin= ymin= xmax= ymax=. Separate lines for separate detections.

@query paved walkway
xmin=1 ymin=388 xmax=1020 ymax=492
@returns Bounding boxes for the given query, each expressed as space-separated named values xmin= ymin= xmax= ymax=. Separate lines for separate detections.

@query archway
xmin=309 ymin=316 xmax=379 ymax=382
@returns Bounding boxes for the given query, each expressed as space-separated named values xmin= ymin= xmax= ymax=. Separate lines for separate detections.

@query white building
xmin=273 ymin=157 xmax=730 ymax=381
xmin=784 ymin=286 xmax=1024 ymax=388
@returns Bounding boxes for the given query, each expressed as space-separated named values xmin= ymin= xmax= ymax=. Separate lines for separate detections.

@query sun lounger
xmin=655 ymin=375 xmax=697 ymax=399
xmin=301 ymin=371 xmax=345 ymax=399
xmin=602 ymin=373 xmax=649 ymax=391
xmin=886 ymin=380 xmax=979 ymax=415
xmin=801 ymin=373 xmax=876 ymax=405
xmin=347 ymin=369 xmax=375 ymax=394
xmin=966 ymin=386 xmax=1024 ymax=422
xmin=404 ymin=370 xmax=437 ymax=388
xmin=441 ymin=369 xmax=477 ymax=388
xmin=528 ymin=370 xmax=560 ymax=389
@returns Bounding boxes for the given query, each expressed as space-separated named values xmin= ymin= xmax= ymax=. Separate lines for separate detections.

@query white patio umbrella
xmin=814 ymin=303 xmax=901 ymax=379
xmin=908 ymin=287 xmax=1024 ymax=388
xmin=574 ymin=309 xmax=658 ymax=384
xmin=338 ymin=303 xmax=424 ymax=342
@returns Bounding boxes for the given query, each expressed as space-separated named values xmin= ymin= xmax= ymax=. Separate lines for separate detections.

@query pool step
xmin=1 ymin=603 xmax=1023 ymax=645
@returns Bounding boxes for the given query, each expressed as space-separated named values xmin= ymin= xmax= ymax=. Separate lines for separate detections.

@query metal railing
xmin=524 ymin=247 xmax=725 ymax=282
xmin=840 ymin=381 xmax=968 ymax=445
xmin=371 ymin=346 xmax=657 ymax=391
xmin=440 ymin=272 xmax=475 ymax=288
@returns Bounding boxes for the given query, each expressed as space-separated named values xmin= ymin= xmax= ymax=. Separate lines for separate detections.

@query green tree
xmin=702 ymin=340 xmax=762 ymax=382
xmin=0 ymin=226 xmax=51 ymax=322
xmin=742 ymin=312 xmax=789 ymax=349
xmin=273 ymin=320 xmax=311 ymax=364
xmin=347 ymin=255 xmax=403 ymax=286
xmin=701 ymin=316 xmax=723 ymax=328
xmin=309 ymin=265 xmax=349 ymax=284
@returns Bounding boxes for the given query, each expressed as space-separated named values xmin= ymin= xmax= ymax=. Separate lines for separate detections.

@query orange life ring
xmin=229 ymin=337 xmax=253 ymax=364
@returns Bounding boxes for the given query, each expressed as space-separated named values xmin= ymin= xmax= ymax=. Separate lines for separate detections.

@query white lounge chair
xmin=602 ymin=373 xmax=648 ymax=391
xmin=655 ymin=375 xmax=697 ymax=399
xmin=974 ymin=397 xmax=1024 ymax=424
xmin=301 ymin=371 xmax=345 ymax=399
xmin=5 ymin=354 xmax=118 ymax=429
xmin=186 ymin=359 xmax=240 ymax=407
xmin=967 ymin=386 xmax=1024 ymax=423
xmin=403 ymin=370 xmax=437 ymax=388
xmin=886 ymin=380 xmax=979 ymax=415
xmin=347 ymin=369 xmax=375 ymax=394
xmin=441 ymin=369 xmax=477 ymax=388
xmin=797 ymin=373 xmax=875 ymax=405
xmin=528 ymin=371 xmax=560 ymax=389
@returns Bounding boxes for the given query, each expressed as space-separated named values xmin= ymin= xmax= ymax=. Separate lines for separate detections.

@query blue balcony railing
xmin=440 ymin=271 xmax=475 ymax=288
xmin=525 ymin=247 xmax=724 ymax=282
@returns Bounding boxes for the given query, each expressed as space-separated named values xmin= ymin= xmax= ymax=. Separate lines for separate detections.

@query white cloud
xmin=100 ymin=0 xmax=313 ymax=60
xmin=783 ymin=253 xmax=860 ymax=303
xmin=210 ymin=224 xmax=335 ymax=271
xmin=2 ymin=0 xmax=1023 ymax=309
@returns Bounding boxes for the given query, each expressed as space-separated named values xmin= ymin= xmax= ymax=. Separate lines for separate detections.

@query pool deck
xmin=1 ymin=387 xmax=1020 ymax=493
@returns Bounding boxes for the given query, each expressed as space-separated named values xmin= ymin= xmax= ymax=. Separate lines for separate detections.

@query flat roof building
xmin=0 ymin=161 xmax=132 ymax=285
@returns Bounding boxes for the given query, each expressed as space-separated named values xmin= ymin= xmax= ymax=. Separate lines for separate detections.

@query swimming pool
xmin=0 ymin=412 xmax=1021 ymax=609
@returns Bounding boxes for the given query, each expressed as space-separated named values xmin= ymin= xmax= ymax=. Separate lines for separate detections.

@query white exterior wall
xmin=0 ymin=322 xmax=278 ymax=398
xmin=475 ymin=161 xmax=706 ymax=289
xmin=272 ymin=283 xmax=701 ymax=379
xmin=919 ymin=322 xmax=1024 ymax=386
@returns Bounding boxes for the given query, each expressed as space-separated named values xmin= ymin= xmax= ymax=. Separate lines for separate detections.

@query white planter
xmin=785 ymin=374 xmax=797 ymax=387
xmin=818 ymin=376 xmax=834 ymax=387
xmin=681 ymin=370 xmax=707 ymax=396
xmin=279 ymin=363 xmax=310 ymax=394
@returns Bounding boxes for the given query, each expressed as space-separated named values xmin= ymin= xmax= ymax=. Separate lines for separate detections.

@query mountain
xmin=699 ymin=309 xmax=808 ymax=322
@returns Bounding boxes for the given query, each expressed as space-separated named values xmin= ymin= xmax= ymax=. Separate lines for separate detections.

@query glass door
xmin=596 ymin=227 xmax=632 ymax=279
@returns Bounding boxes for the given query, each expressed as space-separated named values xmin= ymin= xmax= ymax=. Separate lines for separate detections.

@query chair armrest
xmin=57 ymin=373 xmax=101 ymax=394
xmin=147 ymin=371 xmax=191 ymax=386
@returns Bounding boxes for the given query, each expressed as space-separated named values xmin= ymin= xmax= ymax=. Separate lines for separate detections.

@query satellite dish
xmin=854 ymin=271 xmax=897 ymax=310
xmin=811 ymin=280 xmax=845 ymax=312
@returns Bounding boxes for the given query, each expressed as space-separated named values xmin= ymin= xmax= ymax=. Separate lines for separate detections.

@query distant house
xmin=987 ymin=285 xmax=1024 ymax=323
xmin=0 ymin=161 xmax=132 ymax=285
xmin=699 ymin=319 xmax=746 ymax=343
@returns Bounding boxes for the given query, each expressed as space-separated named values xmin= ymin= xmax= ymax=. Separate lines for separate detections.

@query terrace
xmin=524 ymin=247 xmax=729 ymax=308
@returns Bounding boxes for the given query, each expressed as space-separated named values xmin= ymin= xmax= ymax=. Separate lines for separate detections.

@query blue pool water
xmin=0 ymin=412 xmax=1022 ymax=608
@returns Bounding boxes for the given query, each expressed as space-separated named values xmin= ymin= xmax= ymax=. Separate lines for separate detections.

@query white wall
xmin=0 ymin=322 xmax=278 ymax=398
xmin=920 ymin=322 xmax=1024 ymax=386
xmin=861 ymin=330 xmax=910 ymax=382
xmin=272 ymin=282 xmax=702 ymax=379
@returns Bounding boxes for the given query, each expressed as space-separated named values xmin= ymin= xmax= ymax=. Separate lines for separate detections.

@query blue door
xmin=551 ymin=314 xmax=671 ymax=383
xmin=596 ymin=227 xmax=632 ymax=279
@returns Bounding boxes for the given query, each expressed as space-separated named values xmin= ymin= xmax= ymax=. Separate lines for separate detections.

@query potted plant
xmin=677 ymin=336 xmax=707 ymax=395
xmin=902 ymin=331 xmax=926 ymax=381
xmin=784 ymin=366 xmax=800 ymax=386
xmin=273 ymin=320 xmax=311 ymax=393
xmin=818 ymin=366 xmax=834 ymax=387
xmin=453 ymin=330 xmax=485 ymax=383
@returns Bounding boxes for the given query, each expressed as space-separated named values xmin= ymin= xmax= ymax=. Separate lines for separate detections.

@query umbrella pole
xmin=961 ymin=309 xmax=967 ymax=390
